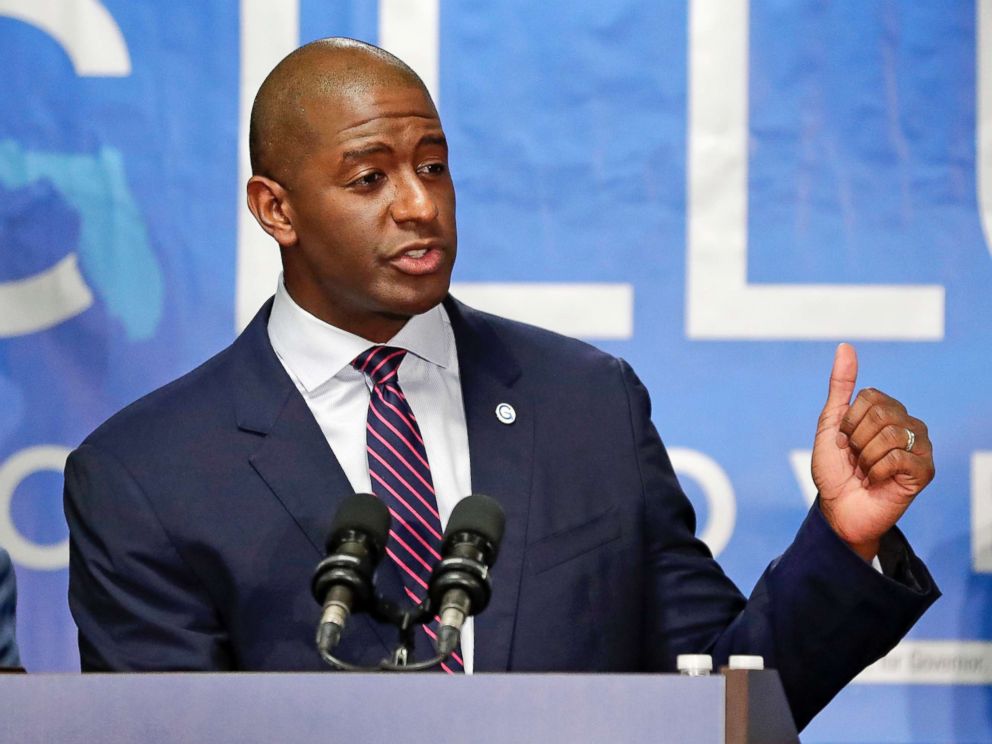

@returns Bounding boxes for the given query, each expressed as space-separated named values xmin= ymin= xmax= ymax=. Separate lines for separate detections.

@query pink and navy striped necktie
xmin=352 ymin=345 xmax=464 ymax=673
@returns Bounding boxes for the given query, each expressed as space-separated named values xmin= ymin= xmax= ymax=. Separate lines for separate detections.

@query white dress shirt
xmin=267 ymin=277 xmax=475 ymax=672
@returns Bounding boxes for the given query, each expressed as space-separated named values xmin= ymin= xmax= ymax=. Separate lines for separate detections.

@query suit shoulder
xmin=80 ymin=338 xmax=242 ymax=454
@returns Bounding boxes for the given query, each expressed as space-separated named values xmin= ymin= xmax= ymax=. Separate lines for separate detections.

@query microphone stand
xmin=316 ymin=592 xmax=457 ymax=672
xmin=314 ymin=493 xmax=503 ymax=671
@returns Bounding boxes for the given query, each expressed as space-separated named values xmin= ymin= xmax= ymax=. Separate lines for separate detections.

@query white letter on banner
xmin=450 ymin=283 xmax=634 ymax=340
xmin=0 ymin=0 xmax=129 ymax=336
xmin=686 ymin=0 xmax=944 ymax=340
xmin=0 ymin=445 xmax=70 ymax=570
xmin=0 ymin=0 xmax=130 ymax=76
xmin=973 ymin=452 xmax=992 ymax=573
xmin=788 ymin=450 xmax=817 ymax=507
xmin=234 ymin=0 xmax=299 ymax=332
xmin=379 ymin=0 xmax=439 ymax=104
xmin=0 ymin=254 xmax=93 ymax=337
xmin=668 ymin=448 xmax=735 ymax=557
xmin=979 ymin=0 xmax=992 ymax=258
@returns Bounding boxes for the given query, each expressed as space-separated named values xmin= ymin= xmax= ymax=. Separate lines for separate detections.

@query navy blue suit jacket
xmin=65 ymin=297 xmax=937 ymax=728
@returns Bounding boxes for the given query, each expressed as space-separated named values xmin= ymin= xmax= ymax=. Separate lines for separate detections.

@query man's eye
xmin=352 ymin=172 xmax=383 ymax=187
xmin=419 ymin=162 xmax=447 ymax=176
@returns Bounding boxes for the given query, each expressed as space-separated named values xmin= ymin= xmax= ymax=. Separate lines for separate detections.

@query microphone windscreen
xmin=327 ymin=493 xmax=391 ymax=554
xmin=443 ymin=494 xmax=506 ymax=554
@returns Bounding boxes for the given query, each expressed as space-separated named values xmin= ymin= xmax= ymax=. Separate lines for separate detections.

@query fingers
xmin=837 ymin=388 xmax=935 ymax=488
xmin=840 ymin=388 xmax=907 ymax=446
xmin=824 ymin=343 xmax=858 ymax=411
xmin=864 ymin=447 xmax=936 ymax=489
xmin=852 ymin=415 xmax=932 ymax=478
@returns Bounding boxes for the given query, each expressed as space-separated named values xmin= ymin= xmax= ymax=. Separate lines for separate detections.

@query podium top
xmin=0 ymin=672 xmax=725 ymax=744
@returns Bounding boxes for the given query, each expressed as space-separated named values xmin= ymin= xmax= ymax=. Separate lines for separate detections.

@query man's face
xmin=279 ymin=82 xmax=456 ymax=341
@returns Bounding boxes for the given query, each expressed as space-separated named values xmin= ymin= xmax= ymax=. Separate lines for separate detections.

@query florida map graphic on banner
xmin=0 ymin=2 xmax=990 ymax=741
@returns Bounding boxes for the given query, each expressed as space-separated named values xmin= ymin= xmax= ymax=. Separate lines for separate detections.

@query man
xmin=0 ymin=546 xmax=21 ymax=668
xmin=64 ymin=38 xmax=937 ymax=729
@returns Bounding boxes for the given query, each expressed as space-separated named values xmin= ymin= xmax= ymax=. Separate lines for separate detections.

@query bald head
xmin=249 ymin=38 xmax=433 ymax=184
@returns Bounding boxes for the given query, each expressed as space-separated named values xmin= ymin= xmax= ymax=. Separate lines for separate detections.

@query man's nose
xmin=389 ymin=173 xmax=439 ymax=223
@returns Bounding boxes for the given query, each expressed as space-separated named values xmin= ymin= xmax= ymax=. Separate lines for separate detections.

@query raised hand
xmin=811 ymin=343 xmax=935 ymax=561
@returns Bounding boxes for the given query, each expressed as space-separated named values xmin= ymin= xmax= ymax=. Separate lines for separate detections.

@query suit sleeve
xmin=0 ymin=547 xmax=20 ymax=667
xmin=619 ymin=359 xmax=939 ymax=730
xmin=64 ymin=443 xmax=233 ymax=671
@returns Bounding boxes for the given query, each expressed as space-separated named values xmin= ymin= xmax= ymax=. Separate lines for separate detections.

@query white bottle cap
xmin=676 ymin=654 xmax=713 ymax=673
xmin=728 ymin=655 xmax=764 ymax=670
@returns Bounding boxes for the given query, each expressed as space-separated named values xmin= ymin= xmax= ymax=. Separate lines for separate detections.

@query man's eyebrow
xmin=339 ymin=134 xmax=447 ymax=163
xmin=340 ymin=143 xmax=392 ymax=162
xmin=420 ymin=134 xmax=448 ymax=150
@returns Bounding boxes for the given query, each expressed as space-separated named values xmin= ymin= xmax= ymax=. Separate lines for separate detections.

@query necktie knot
xmin=352 ymin=346 xmax=407 ymax=387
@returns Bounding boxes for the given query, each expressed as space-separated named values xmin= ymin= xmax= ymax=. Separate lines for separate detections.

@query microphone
xmin=428 ymin=494 xmax=505 ymax=656
xmin=311 ymin=493 xmax=391 ymax=653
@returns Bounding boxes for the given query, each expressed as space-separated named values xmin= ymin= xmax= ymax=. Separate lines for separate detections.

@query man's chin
xmin=390 ymin=275 xmax=452 ymax=317
xmin=389 ymin=289 xmax=450 ymax=319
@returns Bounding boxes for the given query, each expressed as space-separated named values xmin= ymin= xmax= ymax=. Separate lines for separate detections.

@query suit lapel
xmin=232 ymin=301 xmax=402 ymax=656
xmin=446 ymin=297 xmax=533 ymax=672
xmin=233 ymin=298 xmax=535 ymax=670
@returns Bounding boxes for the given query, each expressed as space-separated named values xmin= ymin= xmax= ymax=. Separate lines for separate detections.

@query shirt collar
xmin=267 ymin=276 xmax=452 ymax=393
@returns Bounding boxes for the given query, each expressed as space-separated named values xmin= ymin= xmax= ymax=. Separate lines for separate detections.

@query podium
xmin=0 ymin=669 xmax=798 ymax=743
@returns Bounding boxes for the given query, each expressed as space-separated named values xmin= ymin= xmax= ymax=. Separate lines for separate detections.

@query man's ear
xmin=246 ymin=175 xmax=297 ymax=247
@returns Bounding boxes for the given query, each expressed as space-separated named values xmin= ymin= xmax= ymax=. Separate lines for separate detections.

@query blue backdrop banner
xmin=0 ymin=2 xmax=989 ymax=742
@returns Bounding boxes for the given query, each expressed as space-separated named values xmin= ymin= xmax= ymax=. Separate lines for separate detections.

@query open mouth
xmin=389 ymin=244 xmax=445 ymax=275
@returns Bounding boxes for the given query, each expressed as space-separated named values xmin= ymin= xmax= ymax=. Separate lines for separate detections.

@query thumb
xmin=824 ymin=342 xmax=858 ymax=411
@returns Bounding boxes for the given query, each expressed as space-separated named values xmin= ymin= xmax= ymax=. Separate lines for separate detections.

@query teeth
xmin=405 ymin=249 xmax=427 ymax=258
